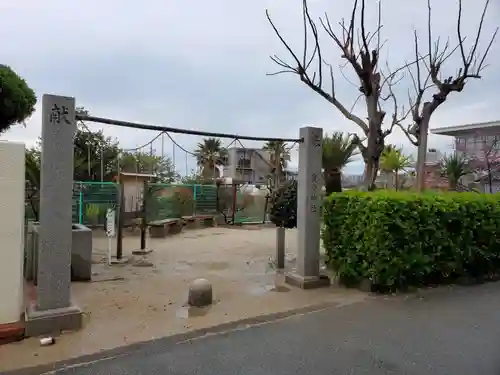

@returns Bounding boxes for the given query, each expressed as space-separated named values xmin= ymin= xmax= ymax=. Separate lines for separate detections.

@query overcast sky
xmin=1 ymin=0 xmax=498 ymax=175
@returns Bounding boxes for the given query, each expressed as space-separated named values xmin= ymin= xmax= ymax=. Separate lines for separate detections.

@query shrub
xmin=322 ymin=190 xmax=500 ymax=291
xmin=269 ymin=180 xmax=297 ymax=228
xmin=0 ymin=65 xmax=36 ymax=134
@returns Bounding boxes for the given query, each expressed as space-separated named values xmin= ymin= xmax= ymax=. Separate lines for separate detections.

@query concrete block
xmin=31 ymin=223 xmax=93 ymax=282
xmin=285 ymin=273 xmax=330 ymax=290
xmin=24 ymin=302 xmax=82 ymax=337
xmin=71 ymin=224 xmax=92 ymax=281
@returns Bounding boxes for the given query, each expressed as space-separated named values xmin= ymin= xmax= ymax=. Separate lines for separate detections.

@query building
xmin=431 ymin=120 xmax=500 ymax=161
xmin=116 ymin=172 xmax=156 ymax=212
xmin=342 ymin=174 xmax=364 ymax=188
xmin=284 ymin=169 xmax=298 ymax=181
xmin=223 ymin=147 xmax=273 ymax=184
xmin=431 ymin=120 xmax=500 ymax=192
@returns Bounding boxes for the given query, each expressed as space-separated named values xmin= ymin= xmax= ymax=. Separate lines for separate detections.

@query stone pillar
xmin=25 ymin=94 xmax=83 ymax=337
xmin=286 ymin=127 xmax=330 ymax=289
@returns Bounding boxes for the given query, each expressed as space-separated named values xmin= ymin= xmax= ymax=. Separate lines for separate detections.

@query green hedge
xmin=322 ymin=191 xmax=500 ymax=291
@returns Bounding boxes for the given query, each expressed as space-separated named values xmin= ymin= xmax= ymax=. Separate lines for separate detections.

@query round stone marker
xmin=188 ymin=278 xmax=213 ymax=307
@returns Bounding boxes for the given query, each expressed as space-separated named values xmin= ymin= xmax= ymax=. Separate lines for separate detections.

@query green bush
xmin=0 ymin=65 xmax=37 ymax=134
xmin=269 ymin=180 xmax=297 ymax=228
xmin=322 ymin=191 xmax=500 ymax=291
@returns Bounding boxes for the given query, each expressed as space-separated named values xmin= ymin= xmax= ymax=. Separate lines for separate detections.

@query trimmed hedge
xmin=322 ymin=191 xmax=500 ymax=291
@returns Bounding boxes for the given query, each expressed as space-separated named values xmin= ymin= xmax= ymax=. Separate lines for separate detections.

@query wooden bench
xmin=149 ymin=218 xmax=183 ymax=238
xmin=196 ymin=215 xmax=215 ymax=228
xmin=182 ymin=216 xmax=199 ymax=230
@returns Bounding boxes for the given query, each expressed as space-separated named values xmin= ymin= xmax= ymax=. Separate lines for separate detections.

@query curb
xmin=5 ymin=300 xmax=352 ymax=375
xmin=0 ymin=321 xmax=24 ymax=345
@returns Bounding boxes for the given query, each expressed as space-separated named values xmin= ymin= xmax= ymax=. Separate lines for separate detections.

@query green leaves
xmin=194 ymin=138 xmax=228 ymax=181
xmin=269 ymin=180 xmax=297 ymax=228
xmin=380 ymin=145 xmax=413 ymax=173
xmin=440 ymin=153 xmax=471 ymax=190
xmin=0 ymin=65 xmax=36 ymax=134
xmin=322 ymin=190 xmax=500 ymax=291
xmin=322 ymin=132 xmax=359 ymax=171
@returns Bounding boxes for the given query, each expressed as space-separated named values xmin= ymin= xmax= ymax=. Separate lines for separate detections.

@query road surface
xmin=9 ymin=282 xmax=500 ymax=375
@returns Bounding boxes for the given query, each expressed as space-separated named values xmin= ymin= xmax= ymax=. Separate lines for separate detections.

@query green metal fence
xmin=25 ymin=181 xmax=266 ymax=226
xmin=25 ymin=181 xmax=119 ymax=225
xmin=73 ymin=181 xmax=118 ymax=226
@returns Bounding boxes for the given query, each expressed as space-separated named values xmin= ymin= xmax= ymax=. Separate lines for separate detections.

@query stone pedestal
xmin=30 ymin=223 xmax=93 ymax=282
xmin=286 ymin=127 xmax=330 ymax=289
xmin=25 ymin=94 xmax=82 ymax=336
xmin=25 ymin=303 xmax=83 ymax=337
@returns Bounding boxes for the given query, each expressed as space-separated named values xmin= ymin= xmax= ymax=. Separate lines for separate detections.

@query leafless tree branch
xmin=266 ymin=0 xmax=373 ymax=134
xmin=408 ymin=0 xmax=498 ymax=191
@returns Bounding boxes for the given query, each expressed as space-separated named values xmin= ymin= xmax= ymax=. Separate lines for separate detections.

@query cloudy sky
xmin=1 ymin=0 xmax=498 ymax=175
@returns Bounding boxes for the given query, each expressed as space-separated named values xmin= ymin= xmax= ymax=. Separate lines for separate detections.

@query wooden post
xmin=140 ymin=180 xmax=148 ymax=250
xmin=116 ymin=173 xmax=125 ymax=260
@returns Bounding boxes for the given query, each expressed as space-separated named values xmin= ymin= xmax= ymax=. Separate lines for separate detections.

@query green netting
xmin=146 ymin=184 xmax=192 ymax=222
xmin=73 ymin=181 xmax=118 ymax=226
xmin=25 ymin=180 xmax=266 ymax=226
xmin=234 ymin=190 xmax=267 ymax=224
xmin=193 ymin=184 xmax=218 ymax=215
xmin=146 ymin=183 xmax=220 ymax=222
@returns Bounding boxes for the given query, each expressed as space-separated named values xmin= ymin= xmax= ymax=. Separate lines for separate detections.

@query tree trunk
xmin=363 ymin=96 xmax=383 ymax=191
xmin=487 ymin=162 xmax=493 ymax=193
xmin=394 ymin=169 xmax=399 ymax=191
xmin=324 ymin=169 xmax=342 ymax=195
xmin=449 ymin=178 xmax=457 ymax=191
xmin=416 ymin=110 xmax=432 ymax=192
xmin=363 ymin=159 xmax=379 ymax=191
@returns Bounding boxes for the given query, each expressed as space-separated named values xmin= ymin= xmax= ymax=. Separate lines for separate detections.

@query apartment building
xmin=431 ymin=120 xmax=500 ymax=160
xmin=223 ymin=147 xmax=273 ymax=184
xmin=431 ymin=120 xmax=500 ymax=191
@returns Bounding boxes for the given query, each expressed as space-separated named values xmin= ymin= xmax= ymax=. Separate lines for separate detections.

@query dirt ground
xmin=0 ymin=227 xmax=367 ymax=372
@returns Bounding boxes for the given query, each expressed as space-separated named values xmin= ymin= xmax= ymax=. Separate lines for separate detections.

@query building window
xmin=237 ymin=158 xmax=251 ymax=169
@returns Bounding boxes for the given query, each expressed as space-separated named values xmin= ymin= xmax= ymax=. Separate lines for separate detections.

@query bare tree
xmin=400 ymin=0 xmax=497 ymax=191
xmin=266 ymin=0 xmax=415 ymax=190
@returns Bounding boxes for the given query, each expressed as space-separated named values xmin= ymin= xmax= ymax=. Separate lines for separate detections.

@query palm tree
xmin=194 ymin=138 xmax=228 ymax=180
xmin=263 ymin=141 xmax=291 ymax=181
xmin=440 ymin=153 xmax=470 ymax=191
xmin=322 ymin=132 xmax=359 ymax=195
xmin=380 ymin=146 xmax=413 ymax=190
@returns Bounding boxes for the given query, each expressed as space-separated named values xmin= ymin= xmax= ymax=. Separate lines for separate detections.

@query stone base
xmin=24 ymin=303 xmax=83 ymax=337
xmin=132 ymin=248 xmax=153 ymax=256
xmin=285 ymin=273 xmax=331 ymax=290
xmin=109 ymin=256 xmax=132 ymax=265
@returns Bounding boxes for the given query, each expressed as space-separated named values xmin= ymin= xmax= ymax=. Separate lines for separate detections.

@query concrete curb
xmin=5 ymin=300 xmax=354 ymax=375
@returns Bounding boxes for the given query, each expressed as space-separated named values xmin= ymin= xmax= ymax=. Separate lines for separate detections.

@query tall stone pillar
xmin=286 ymin=127 xmax=330 ymax=289
xmin=25 ymin=94 xmax=83 ymax=336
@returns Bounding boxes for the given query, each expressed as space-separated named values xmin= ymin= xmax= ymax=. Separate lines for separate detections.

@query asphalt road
xmin=9 ymin=283 xmax=500 ymax=375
